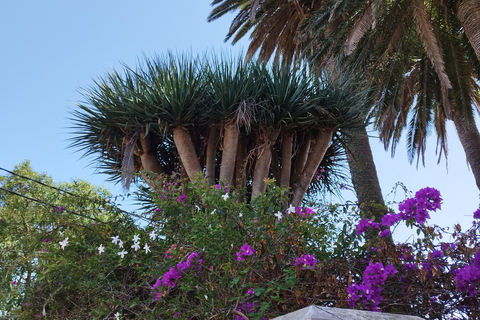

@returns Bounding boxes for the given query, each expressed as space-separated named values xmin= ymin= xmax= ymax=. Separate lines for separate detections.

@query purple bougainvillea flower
xmin=235 ymin=243 xmax=255 ymax=261
xmin=246 ymin=287 xmax=255 ymax=295
xmin=379 ymin=229 xmax=391 ymax=238
xmin=381 ymin=213 xmax=402 ymax=227
xmin=177 ymin=194 xmax=188 ymax=203
xmin=356 ymin=219 xmax=380 ymax=235
xmin=294 ymin=254 xmax=317 ymax=270
xmin=474 ymin=208 xmax=480 ymax=219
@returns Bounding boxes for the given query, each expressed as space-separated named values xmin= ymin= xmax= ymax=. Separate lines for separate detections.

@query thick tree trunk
xmin=455 ymin=0 xmax=480 ymax=63
xmin=292 ymin=129 xmax=333 ymax=206
xmin=271 ymin=147 xmax=281 ymax=184
xmin=346 ymin=127 xmax=385 ymax=221
xmin=219 ymin=122 xmax=240 ymax=186
xmin=206 ymin=125 xmax=220 ymax=185
xmin=172 ymin=126 xmax=203 ymax=180
xmin=235 ymin=136 xmax=248 ymax=190
xmin=251 ymin=129 xmax=280 ymax=199
xmin=452 ymin=112 xmax=480 ymax=190
xmin=136 ymin=134 xmax=164 ymax=191
xmin=280 ymin=132 xmax=293 ymax=189
xmin=294 ymin=135 xmax=311 ymax=175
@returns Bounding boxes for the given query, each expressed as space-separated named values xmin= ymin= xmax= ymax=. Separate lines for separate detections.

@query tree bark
xmin=138 ymin=134 xmax=164 ymax=175
xmin=345 ymin=127 xmax=385 ymax=221
xmin=251 ymin=129 xmax=280 ymax=199
xmin=292 ymin=129 xmax=333 ymax=206
xmin=280 ymin=132 xmax=293 ymax=189
xmin=219 ymin=122 xmax=240 ymax=186
xmin=455 ymin=0 xmax=480 ymax=63
xmin=235 ymin=136 xmax=248 ymax=190
xmin=206 ymin=125 xmax=220 ymax=185
xmin=452 ymin=111 xmax=480 ymax=190
xmin=172 ymin=126 xmax=203 ymax=180
xmin=294 ymin=135 xmax=311 ymax=175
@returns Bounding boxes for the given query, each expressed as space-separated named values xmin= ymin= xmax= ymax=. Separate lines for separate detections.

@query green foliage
xmin=0 ymin=164 xmax=359 ymax=319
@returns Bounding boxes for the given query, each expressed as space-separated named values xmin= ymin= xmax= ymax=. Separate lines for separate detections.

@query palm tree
xmin=209 ymin=0 xmax=480 ymax=193
xmin=71 ymin=52 xmax=365 ymax=205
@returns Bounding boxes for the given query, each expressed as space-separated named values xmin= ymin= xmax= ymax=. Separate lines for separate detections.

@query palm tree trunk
xmin=345 ymin=127 xmax=385 ymax=221
xmin=251 ymin=129 xmax=280 ymax=199
xmin=455 ymin=0 xmax=480 ymax=63
xmin=219 ymin=122 xmax=239 ymax=186
xmin=206 ymin=125 xmax=220 ymax=185
xmin=292 ymin=129 xmax=333 ymax=206
xmin=172 ymin=126 xmax=203 ymax=180
xmin=280 ymin=132 xmax=293 ymax=189
xmin=452 ymin=112 xmax=480 ymax=190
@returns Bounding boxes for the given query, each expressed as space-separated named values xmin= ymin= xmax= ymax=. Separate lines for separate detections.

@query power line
xmin=0 ymin=167 xmax=84 ymax=198
xmin=0 ymin=186 xmax=101 ymax=222
xmin=0 ymin=166 xmax=155 ymax=224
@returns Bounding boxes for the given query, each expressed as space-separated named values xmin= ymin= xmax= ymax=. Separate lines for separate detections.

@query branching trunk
xmin=452 ymin=111 xmax=480 ymax=190
xmin=346 ymin=127 xmax=385 ymax=221
xmin=235 ymin=136 xmax=248 ymax=191
xmin=251 ymin=129 xmax=280 ymax=199
xmin=172 ymin=126 xmax=203 ymax=180
xmin=294 ymin=135 xmax=311 ymax=175
xmin=280 ymin=132 xmax=293 ymax=189
xmin=206 ymin=125 xmax=220 ymax=185
xmin=219 ymin=122 xmax=240 ymax=186
xmin=271 ymin=147 xmax=281 ymax=185
xmin=135 ymin=134 xmax=164 ymax=191
xmin=292 ymin=129 xmax=334 ymax=206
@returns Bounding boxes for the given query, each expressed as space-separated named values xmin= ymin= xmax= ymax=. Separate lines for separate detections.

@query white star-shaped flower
xmin=111 ymin=235 xmax=120 ymax=245
xmin=118 ymin=240 xmax=123 ymax=248
xmin=287 ymin=204 xmax=296 ymax=214
xmin=211 ymin=209 xmax=216 ymax=215
xmin=132 ymin=234 xmax=141 ymax=243
xmin=117 ymin=249 xmax=128 ymax=258
xmin=59 ymin=237 xmax=69 ymax=250
xmin=222 ymin=193 xmax=229 ymax=201
xmin=195 ymin=204 xmax=201 ymax=212
xmin=98 ymin=244 xmax=105 ymax=254
xmin=149 ymin=230 xmax=157 ymax=241
xmin=144 ymin=243 xmax=151 ymax=253
xmin=274 ymin=211 xmax=283 ymax=220
xmin=115 ymin=311 xmax=121 ymax=320
xmin=131 ymin=241 xmax=141 ymax=251
xmin=239 ymin=212 xmax=243 ymax=217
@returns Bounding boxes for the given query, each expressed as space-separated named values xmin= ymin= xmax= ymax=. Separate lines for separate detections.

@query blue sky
xmin=1 ymin=1 xmax=478 ymax=238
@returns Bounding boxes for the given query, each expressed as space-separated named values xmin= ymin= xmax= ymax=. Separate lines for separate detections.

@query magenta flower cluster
xmin=235 ymin=243 xmax=255 ymax=261
xmin=294 ymin=206 xmax=315 ymax=218
xmin=454 ymin=250 xmax=480 ymax=297
xmin=347 ymin=261 xmax=397 ymax=311
xmin=356 ymin=187 xmax=442 ymax=237
xmin=399 ymin=187 xmax=442 ymax=224
xmin=177 ymin=194 xmax=188 ymax=203
xmin=294 ymin=254 xmax=317 ymax=271
xmin=234 ymin=302 xmax=267 ymax=320
xmin=152 ymin=251 xmax=203 ymax=299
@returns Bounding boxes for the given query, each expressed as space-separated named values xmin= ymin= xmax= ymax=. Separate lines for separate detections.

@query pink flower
xmin=177 ymin=195 xmax=188 ymax=203
xmin=474 ymin=208 xmax=480 ymax=219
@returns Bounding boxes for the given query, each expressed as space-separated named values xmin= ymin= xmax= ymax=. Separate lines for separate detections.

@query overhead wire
xmin=0 ymin=166 xmax=154 ymax=224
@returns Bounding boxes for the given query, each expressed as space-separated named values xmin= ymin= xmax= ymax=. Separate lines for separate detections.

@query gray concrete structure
xmin=271 ymin=305 xmax=422 ymax=320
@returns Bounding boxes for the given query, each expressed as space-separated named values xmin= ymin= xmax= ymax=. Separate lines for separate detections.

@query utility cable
xmin=0 ymin=166 xmax=155 ymax=223
xmin=0 ymin=186 xmax=101 ymax=222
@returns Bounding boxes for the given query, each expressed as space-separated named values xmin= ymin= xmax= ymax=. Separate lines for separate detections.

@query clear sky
xmin=1 ymin=1 xmax=478 ymax=239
